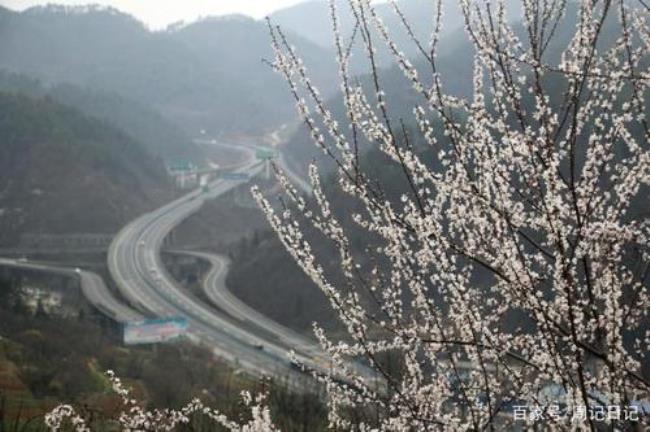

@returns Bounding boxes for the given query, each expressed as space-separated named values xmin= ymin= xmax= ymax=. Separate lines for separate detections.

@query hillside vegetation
xmin=0 ymin=71 xmax=199 ymax=161
xmin=0 ymin=92 xmax=171 ymax=245
xmin=0 ymin=270 xmax=327 ymax=431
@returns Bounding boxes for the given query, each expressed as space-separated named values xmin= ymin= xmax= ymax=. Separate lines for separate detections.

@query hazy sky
xmin=0 ymin=0 xmax=310 ymax=28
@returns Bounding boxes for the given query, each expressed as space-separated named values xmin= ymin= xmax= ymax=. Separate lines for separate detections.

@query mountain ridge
xmin=0 ymin=4 xmax=338 ymax=136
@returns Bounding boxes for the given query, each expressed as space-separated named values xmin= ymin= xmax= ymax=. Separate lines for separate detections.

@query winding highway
xmin=107 ymin=140 xmax=381 ymax=390
xmin=0 ymin=257 xmax=143 ymax=323
xmin=109 ymin=160 xmax=291 ymax=375
xmin=3 ymin=140 xmax=377 ymax=390
xmin=176 ymin=250 xmax=323 ymax=358
xmin=107 ymin=144 xmax=335 ymax=386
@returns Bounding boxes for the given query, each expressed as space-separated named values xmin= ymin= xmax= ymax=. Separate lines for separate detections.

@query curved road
xmin=108 ymin=153 xmax=323 ymax=384
xmin=176 ymin=251 xmax=322 ymax=357
xmin=194 ymin=139 xmax=312 ymax=195
xmin=108 ymin=141 xmax=378 ymax=389
xmin=0 ymin=257 xmax=143 ymax=323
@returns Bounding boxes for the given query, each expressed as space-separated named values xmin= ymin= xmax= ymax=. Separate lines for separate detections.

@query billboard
xmin=124 ymin=317 xmax=189 ymax=345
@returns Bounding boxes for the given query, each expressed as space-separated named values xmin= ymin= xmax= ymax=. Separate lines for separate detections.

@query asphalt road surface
xmin=176 ymin=250 xmax=325 ymax=359
xmin=107 ymin=148 xmax=330 ymax=388
xmin=108 ymin=141 xmax=382 ymax=391
xmin=0 ymin=257 xmax=143 ymax=323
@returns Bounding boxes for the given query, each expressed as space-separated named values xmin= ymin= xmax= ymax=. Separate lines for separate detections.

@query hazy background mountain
xmin=0 ymin=92 xmax=171 ymax=245
xmin=0 ymin=1 xmax=500 ymax=145
xmin=270 ymin=0 xmax=520 ymax=71
xmin=0 ymin=4 xmax=337 ymax=137
xmin=0 ymin=1 xmax=521 ymax=141
xmin=0 ymin=71 xmax=198 ymax=160
xmin=163 ymin=14 xmax=337 ymax=136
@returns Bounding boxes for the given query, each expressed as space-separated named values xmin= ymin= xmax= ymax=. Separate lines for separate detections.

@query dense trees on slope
xmin=0 ymin=71 xmax=198 ymax=160
xmin=0 ymin=92 xmax=171 ymax=245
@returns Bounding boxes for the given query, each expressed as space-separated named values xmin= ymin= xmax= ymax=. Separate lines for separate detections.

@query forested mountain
xmin=0 ymin=71 xmax=198 ymax=160
xmin=0 ymin=92 xmax=171 ymax=245
xmin=0 ymin=5 xmax=337 ymax=136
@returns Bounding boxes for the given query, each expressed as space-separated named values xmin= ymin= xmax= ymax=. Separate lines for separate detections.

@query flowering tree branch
xmin=45 ymin=371 xmax=277 ymax=432
xmin=255 ymin=0 xmax=650 ymax=429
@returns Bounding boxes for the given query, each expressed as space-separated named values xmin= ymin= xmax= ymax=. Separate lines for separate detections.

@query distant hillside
xmin=165 ymin=15 xmax=337 ymax=136
xmin=0 ymin=92 xmax=171 ymax=246
xmin=0 ymin=71 xmax=199 ymax=161
xmin=0 ymin=5 xmax=337 ymax=136
xmin=270 ymin=0 xmax=520 ymax=70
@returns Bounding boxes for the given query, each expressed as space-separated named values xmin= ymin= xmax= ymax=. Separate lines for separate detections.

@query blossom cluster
xmin=45 ymin=371 xmax=277 ymax=432
xmin=255 ymin=0 xmax=650 ymax=430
